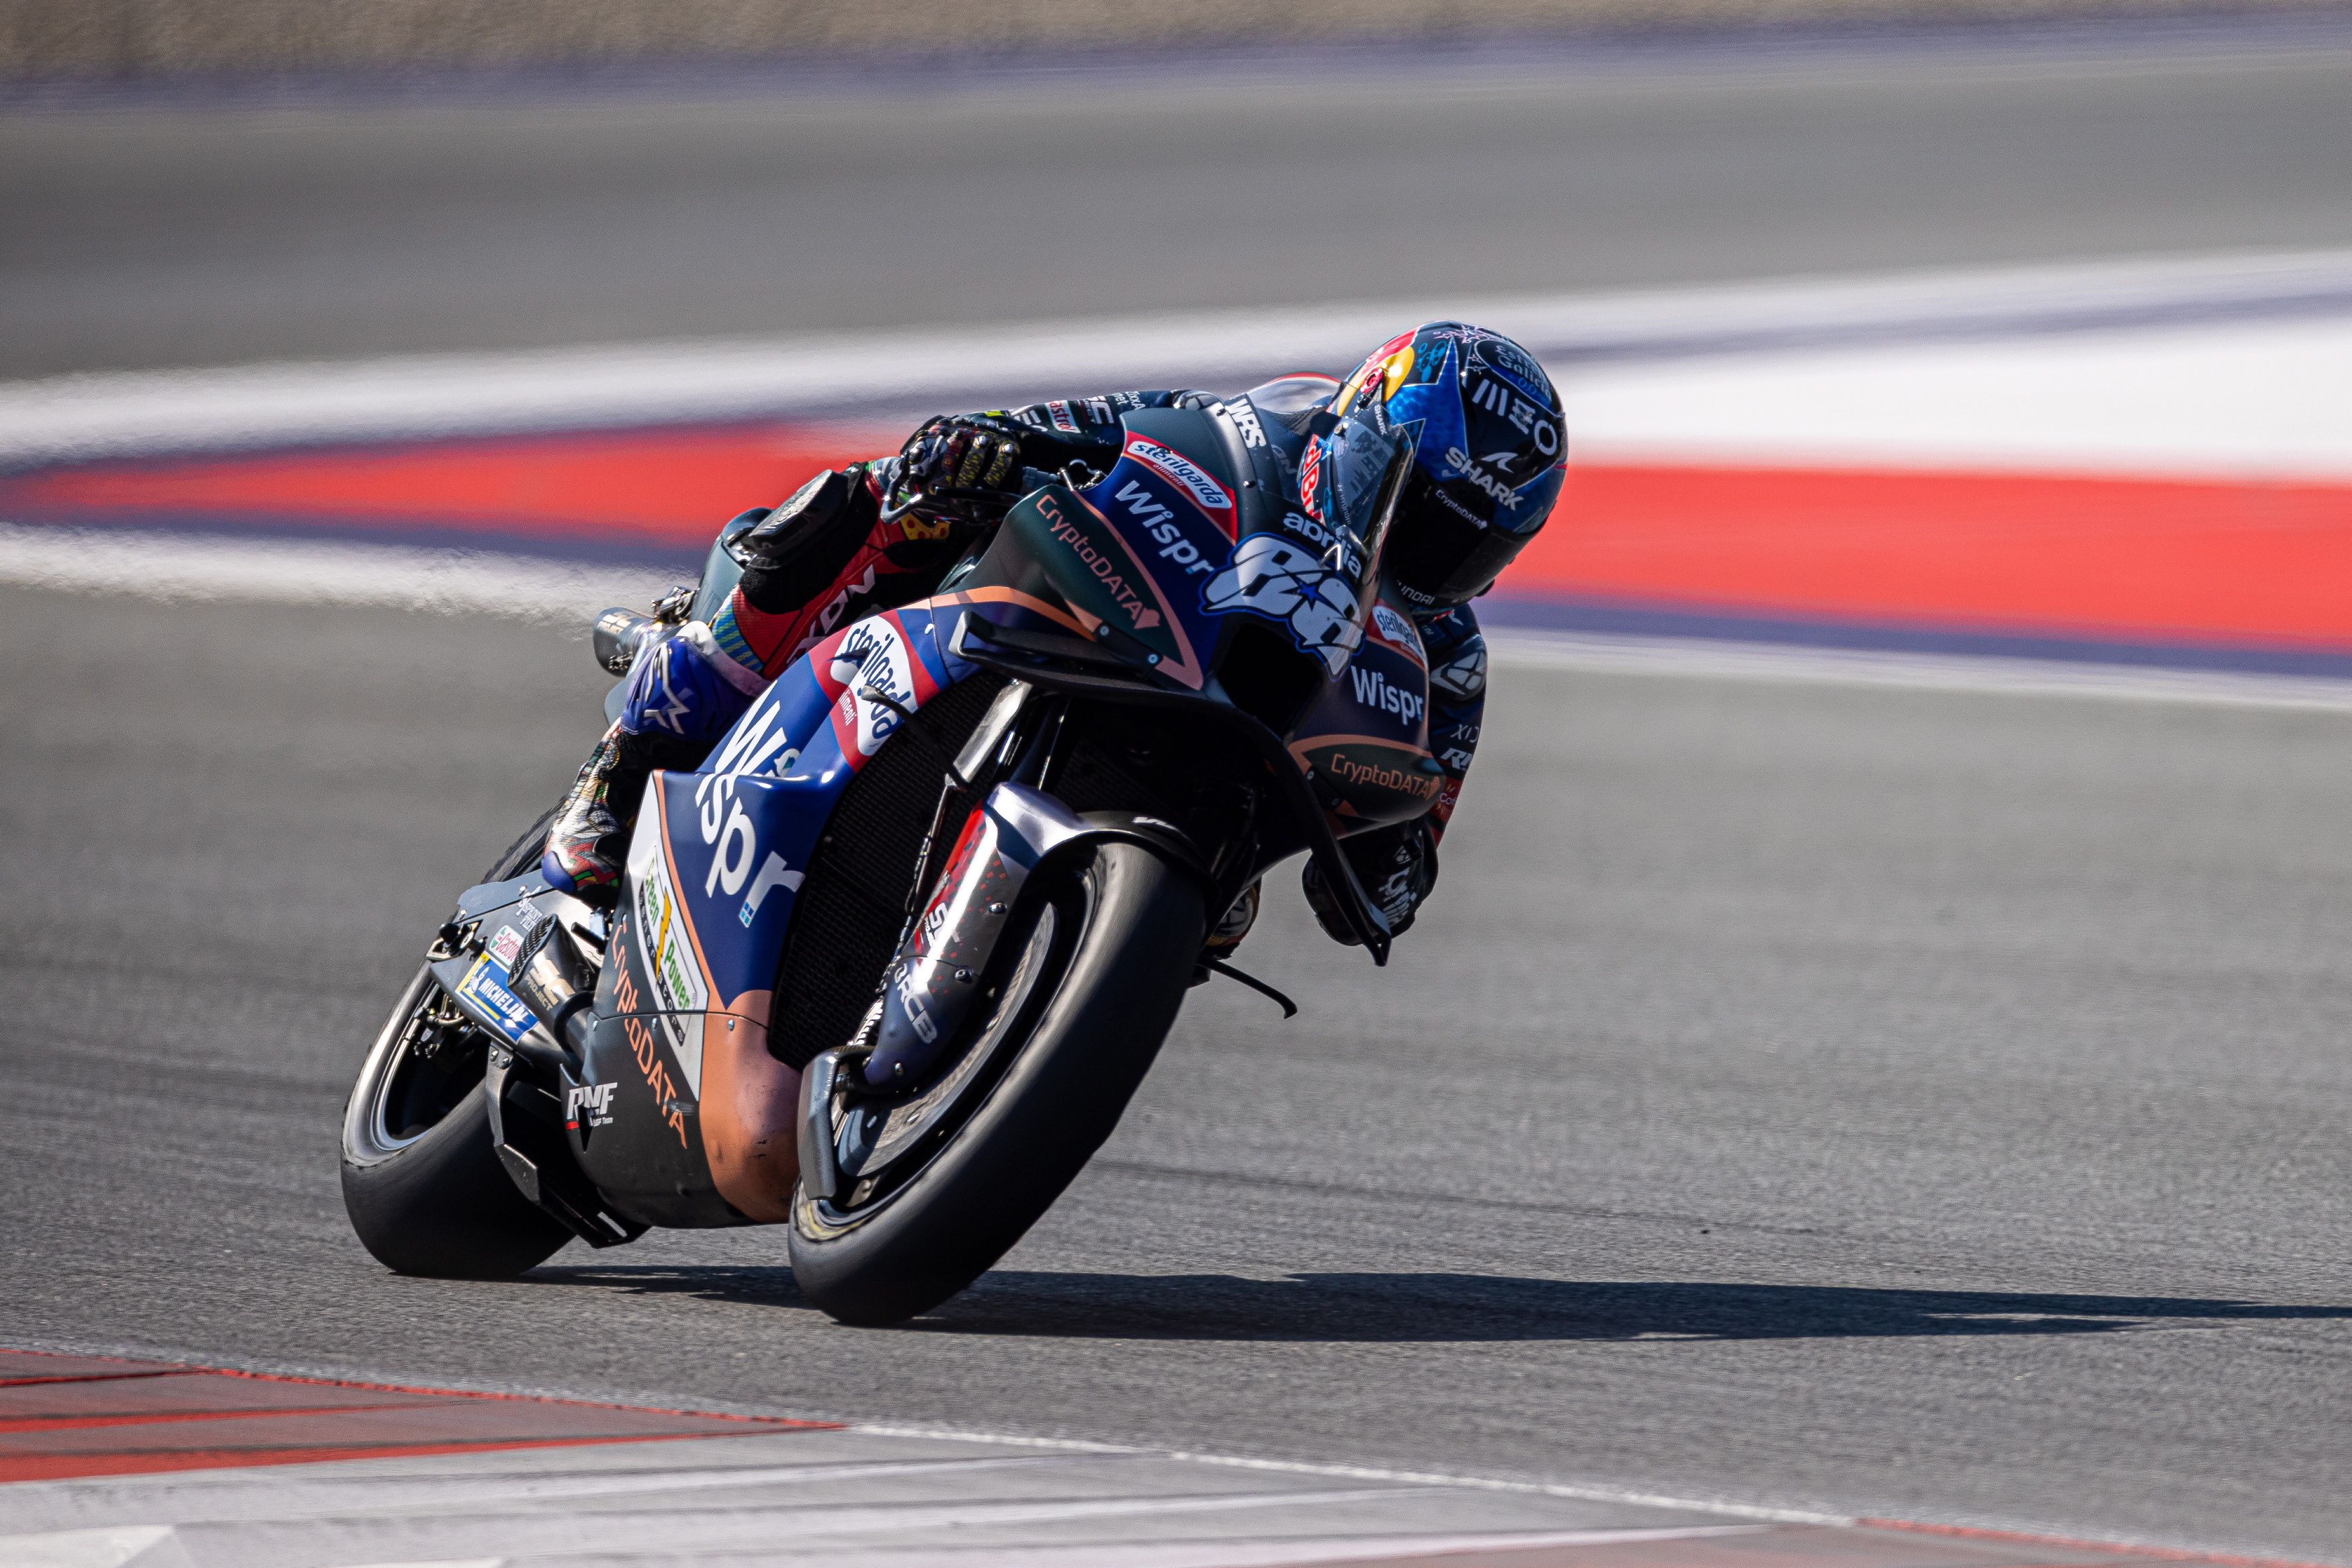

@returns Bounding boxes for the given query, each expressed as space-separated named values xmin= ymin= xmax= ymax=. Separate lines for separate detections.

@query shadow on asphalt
xmin=527 ymin=1266 xmax=2351 ymax=1340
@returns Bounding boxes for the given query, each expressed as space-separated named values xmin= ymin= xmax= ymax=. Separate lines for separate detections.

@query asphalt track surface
xmin=9 ymin=17 xmax=2352 ymax=378
xmin=4 ymin=584 xmax=2349 ymax=1559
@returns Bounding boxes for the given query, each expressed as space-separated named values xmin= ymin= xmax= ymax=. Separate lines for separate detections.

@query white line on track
xmin=1487 ymin=629 xmax=2352 ymax=713
xmin=9 ymin=526 xmax=2343 ymax=719
xmin=5 ymin=247 xmax=2351 ymax=469
xmin=0 ymin=523 xmax=681 ymax=624
xmin=12 ymin=523 xmax=2345 ymax=714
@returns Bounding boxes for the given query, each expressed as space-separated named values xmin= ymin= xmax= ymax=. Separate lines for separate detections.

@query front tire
xmin=789 ymin=842 xmax=1204 ymax=1325
xmin=339 ymin=810 xmax=571 ymax=1278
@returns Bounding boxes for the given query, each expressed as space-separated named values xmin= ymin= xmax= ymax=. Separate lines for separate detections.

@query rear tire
xmin=788 ymin=842 xmax=1204 ymax=1326
xmin=339 ymin=810 xmax=572 ymax=1278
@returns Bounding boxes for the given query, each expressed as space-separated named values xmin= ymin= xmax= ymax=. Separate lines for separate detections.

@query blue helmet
xmin=1303 ymin=322 xmax=1566 ymax=611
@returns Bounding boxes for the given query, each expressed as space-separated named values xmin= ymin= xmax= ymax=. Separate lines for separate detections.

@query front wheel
xmin=788 ymin=842 xmax=1205 ymax=1325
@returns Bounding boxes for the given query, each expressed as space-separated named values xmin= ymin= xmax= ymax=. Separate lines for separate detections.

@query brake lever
xmin=877 ymin=484 xmax=1027 ymax=525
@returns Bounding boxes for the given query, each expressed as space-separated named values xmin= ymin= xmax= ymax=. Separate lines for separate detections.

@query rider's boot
xmin=540 ymin=623 xmax=760 ymax=900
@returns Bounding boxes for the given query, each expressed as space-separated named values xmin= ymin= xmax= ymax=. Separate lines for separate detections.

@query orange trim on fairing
xmin=1067 ymin=489 xmax=1208 ymax=689
xmin=699 ymin=986 xmax=801 ymax=1224
xmin=1288 ymin=732 xmax=1437 ymax=765
xmin=645 ymin=774 xmax=802 ymax=1219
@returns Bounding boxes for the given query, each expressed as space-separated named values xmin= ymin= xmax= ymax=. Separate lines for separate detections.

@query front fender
xmin=865 ymin=783 xmax=1210 ymax=1089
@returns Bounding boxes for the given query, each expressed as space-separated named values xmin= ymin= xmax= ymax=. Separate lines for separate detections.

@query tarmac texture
xmin=7 ymin=21 xmax=2352 ymax=377
xmin=6 ymin=21 xmax=2352 ymax=1562
xmin=2 ymin=586 xmax=2347 ymax=1559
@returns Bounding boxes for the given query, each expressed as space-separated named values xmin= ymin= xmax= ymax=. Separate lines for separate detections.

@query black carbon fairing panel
xmin=765 ymin=671 xmax=1007 ymax=1071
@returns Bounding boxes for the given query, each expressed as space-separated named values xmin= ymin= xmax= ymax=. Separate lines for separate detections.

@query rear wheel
xmin=788 ymin=842 xmax=1204 ymax=1325
xmin=338 ymin=810 xmax=571 ymax=1278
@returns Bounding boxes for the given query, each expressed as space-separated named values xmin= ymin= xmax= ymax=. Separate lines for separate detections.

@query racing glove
xmin=898 ymin=415 xmax=1027 ymax=501
xmin=1302 ymin=816 xmax=1439 ymax=945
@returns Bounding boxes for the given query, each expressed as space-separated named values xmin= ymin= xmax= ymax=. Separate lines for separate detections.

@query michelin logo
xmin=1201 ymin=533 xmax=1364 ymax=676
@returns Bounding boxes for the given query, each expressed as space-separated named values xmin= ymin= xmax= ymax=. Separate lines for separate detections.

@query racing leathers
xmin=540 ymin=388 xmax=1488 ymax=947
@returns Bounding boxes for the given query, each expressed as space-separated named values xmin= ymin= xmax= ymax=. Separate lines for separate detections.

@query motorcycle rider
xmin=541 ymin=321 xmax=1567 ymax=949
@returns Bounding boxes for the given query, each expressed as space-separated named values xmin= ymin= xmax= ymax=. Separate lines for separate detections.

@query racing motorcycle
xmin=339 ymin=385 xmax=1445 ymax=1325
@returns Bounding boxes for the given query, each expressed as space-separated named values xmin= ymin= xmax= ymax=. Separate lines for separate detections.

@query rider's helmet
xmin=1300 ymin=321 xmax=1566 ymax=611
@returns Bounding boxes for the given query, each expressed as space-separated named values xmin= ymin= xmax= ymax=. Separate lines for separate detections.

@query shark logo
xmin=1202 ymin=533 xmax=1365 ymax=676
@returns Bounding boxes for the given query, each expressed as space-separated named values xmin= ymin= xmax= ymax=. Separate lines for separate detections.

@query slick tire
xmin=788 ymin=842 xmax=1204 ymax=1327
xmin=339 ymin=810 xmax=572 ymax=1279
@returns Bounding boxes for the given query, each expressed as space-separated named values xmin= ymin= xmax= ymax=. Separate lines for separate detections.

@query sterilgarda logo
xmin=829 ymin=619 xmax=917 ymax=758
xmin=1121 ymin=435 xmax=1234 ymax=534
xmin=1298 ymin=437 xmax=1326 ymax=523
xmin=1368 ymin=603 xmax=1421 ymax=661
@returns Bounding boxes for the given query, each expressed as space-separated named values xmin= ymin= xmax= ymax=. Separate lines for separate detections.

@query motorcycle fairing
xmin=1001 ymin=486 xmax=1206 ymax=687
xmin=1286 ymin=589 xmax=1439 ymax=829
xmin=576 ymin=593 xmax=1088 ymax=1223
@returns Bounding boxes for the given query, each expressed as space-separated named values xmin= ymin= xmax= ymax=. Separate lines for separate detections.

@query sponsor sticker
xmin=1201 ymin=532 xmax=1363 ymax=677
xmin=1122 ymin=435 xmax=1233 ymax=522
xmin=627 ymin=816 xmax=710 ymax=1098
xmin=1213 ymin=398 xmax=1267 ymax=449
xmin=1348 ymin=664 xmax=1426 ymax=731
xmin=486 ymin=924 xmax=524 ymax=967
xmin=1369 ymin=603 xmax=1419 ymax=657
xmin=454 ymin=953 xmax=537 ymax=1044
xmin=828 ymin=619 xmax=920 ymax=758
xmin=565 ymin=1081 xmax=617 ymax=1131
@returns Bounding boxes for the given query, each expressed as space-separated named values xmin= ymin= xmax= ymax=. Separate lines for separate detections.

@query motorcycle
xmin=339 ymin=387 xmax=1445 ymax=1325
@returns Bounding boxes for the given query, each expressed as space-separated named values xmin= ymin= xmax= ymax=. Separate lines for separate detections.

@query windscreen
xmin=1321 ymin=417 xmax=1417 ymax=589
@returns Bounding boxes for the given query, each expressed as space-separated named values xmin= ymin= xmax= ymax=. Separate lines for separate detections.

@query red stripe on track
xmin=13 ymin=428 xmax=2352 ymax=652
xmin=0 ymin=1349 xmax=837 ymax=1483
xmin=1 ymin=423 xmax=894 ymax=550
xmin=1513 ymin=465 xmax=2352 ymax=652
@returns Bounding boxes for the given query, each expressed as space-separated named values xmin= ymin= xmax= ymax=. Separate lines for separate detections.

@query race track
xmin=4 ymin=584 xmax=2349 ymax=1558
xmin=8 ymin=17 xmax=2352 ymax=378
xmin=5 ymin=18 xmax=2352 ymax=1563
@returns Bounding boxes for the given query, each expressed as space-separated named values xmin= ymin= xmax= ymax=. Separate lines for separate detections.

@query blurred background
xmin=5 ymin=2 xmax=2352 ymax=1560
